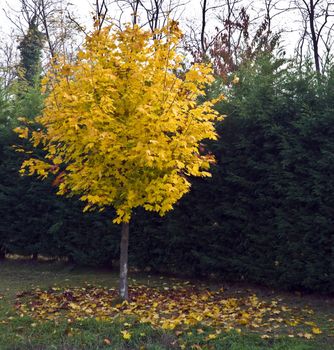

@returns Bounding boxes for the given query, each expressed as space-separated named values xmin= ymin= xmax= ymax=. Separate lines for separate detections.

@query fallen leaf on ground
xmin=14 ymin=283 xmax=323 ymax=339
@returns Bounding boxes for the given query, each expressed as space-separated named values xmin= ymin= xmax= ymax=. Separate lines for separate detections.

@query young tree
xmin=16 ymin=22 xmax=221 ymax=299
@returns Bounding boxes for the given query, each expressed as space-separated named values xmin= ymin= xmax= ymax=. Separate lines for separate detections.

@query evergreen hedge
xmin=0 ymin=56 xmax=333 ymax=293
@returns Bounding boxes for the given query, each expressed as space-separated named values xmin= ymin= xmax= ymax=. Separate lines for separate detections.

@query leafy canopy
xmin=19 ymin=23 xmax=221 ymax=223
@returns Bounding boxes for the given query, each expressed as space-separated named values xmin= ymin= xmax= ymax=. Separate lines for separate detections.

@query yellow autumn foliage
xmin=20 ymin=22 xmax=221 ymax=223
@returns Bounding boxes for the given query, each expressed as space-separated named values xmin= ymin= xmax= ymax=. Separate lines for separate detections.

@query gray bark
xmin=119 ymin=221 xmax=129 ymax=300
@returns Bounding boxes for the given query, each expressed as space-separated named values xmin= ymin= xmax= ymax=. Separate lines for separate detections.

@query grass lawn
xmin=0 ymin=259 xmax=333 ymax=350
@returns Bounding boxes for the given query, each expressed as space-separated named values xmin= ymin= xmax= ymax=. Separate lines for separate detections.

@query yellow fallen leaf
xmin=207 ymin=333 xmax=217 ymax=340
xmin=68 ymin=302 xmax=79 ymax=310
xmin=121 ymin=330 xmax=131 ymax=340
xmin=238 ymin=312 xmax=250 ymax=325
xmin=312 ymin=327 xmax=322 ymax=334
xmin=161 ymin=321 xmax=176 ymax=330
xmin=261 ymin=335 xmax=270 ymax=339
xmin=232 ymin=76 xmax=240 ymax=84
xmin=286 ymin=319 xmax=299 ymax=326
xmin=297 ymin=333 xmax=313 ymax=339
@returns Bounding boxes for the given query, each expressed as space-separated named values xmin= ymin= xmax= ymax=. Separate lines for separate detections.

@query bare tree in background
xmin=262 ymin=0 xmax=289 ymax=44
xmin=111 ymin=0 xmax=187 ymax=30
xmin=0 ymin=31 xmax=19 ymax=88
xmin=185 ymin=0 xmax=229 ymax=61
xmin=94 ymin=0 xmax=109 ymax=30
xmin=140 ymin=0 xmax=187 ymax=32
xmin=294 ymin=0 xmax=334 ymax=73
xmin=185 ymin=0 xmax=281 ymax=78
xmin=3 ymin=0 xmax=82 ymax=61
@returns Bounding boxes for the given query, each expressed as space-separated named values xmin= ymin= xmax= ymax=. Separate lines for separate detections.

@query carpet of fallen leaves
xmin=14 ymin=282 xmax=330 ymax=340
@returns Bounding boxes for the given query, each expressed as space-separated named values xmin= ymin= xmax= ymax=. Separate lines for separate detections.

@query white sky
xmin=0 ymin=0 xmax=321 ymax=59
xmin=0 ymin=1 xmax=295 ymax=33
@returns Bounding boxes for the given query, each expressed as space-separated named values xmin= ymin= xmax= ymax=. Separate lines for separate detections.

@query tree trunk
xmin=200 ymin=0 xmax=207 ymax=55
xmin=119 ymin=221 xmax=129 ymax=300
xmin=308 ymin=1 xmax=321 ymax=73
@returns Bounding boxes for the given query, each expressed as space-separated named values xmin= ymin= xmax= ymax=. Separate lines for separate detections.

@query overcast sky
xmin=0 ymin=0 xmax=311 ymax=58
xmin=0 ymin=0 xmax=201 ymax=32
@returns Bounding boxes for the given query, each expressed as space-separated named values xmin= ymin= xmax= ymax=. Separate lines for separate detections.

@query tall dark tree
xmin=18 ymin=16 xmax=44 ymax=86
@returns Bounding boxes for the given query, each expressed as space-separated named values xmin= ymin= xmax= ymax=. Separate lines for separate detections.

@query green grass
xmin=0 ymin=259 xmax=333 ymax=350
xmin=0 ymin=317 xmax=330 ymax=350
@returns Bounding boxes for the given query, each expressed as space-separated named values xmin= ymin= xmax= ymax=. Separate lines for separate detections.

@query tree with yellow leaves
xmin=17 ymin=22 xmax=221 ymax=299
